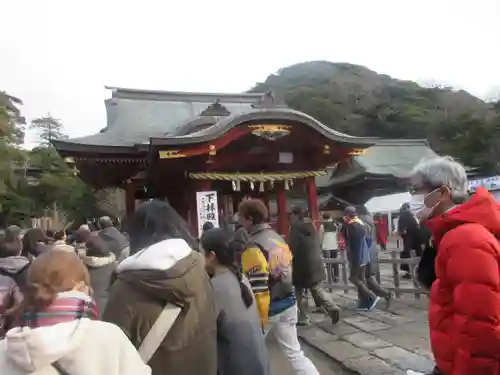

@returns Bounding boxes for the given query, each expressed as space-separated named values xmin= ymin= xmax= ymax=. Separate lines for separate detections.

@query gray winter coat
xmin=211 ymin=268 xmax=269 ymax=375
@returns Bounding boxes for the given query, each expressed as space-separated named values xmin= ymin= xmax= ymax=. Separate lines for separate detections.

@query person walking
xmin=289 ymin=206 xmax=340 ymax=326
xmin=374 ymin=214 xmax=388 ymax=251
xmin=410 ymin=156 xmax=500 ymax=375
xmin=238 ymin=199 xmax=321 ymax=375
xmin=319 ymin=212 xmax=339 ymax=281
xmin=79 ymin=235 xmax=116 ymax=315
xmin=103 ymin=200 xmax=217 ymax=375
xmin=397 ymin=203 xmax=421 ymax=279
xmin=342 ymin=206 xmax=385 ymax=311
xmin=0 ymin=250 xmax=150 ymax=375
xmin=201 ymin=228 xmax=269 ymax=375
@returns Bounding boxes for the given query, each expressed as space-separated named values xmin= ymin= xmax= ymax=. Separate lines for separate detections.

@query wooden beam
xmin=158 ymin=127 xmax=251 ymax=159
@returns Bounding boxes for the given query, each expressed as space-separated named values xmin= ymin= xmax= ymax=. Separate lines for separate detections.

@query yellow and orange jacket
xmin=241 ymin=243 xmax=270 ymax=327
xmin=240 ymin=227 xmax=293 ymax=327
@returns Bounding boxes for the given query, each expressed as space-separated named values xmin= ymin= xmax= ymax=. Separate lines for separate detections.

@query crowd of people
xmin=0 ymin=155 xmax=499 ymax=375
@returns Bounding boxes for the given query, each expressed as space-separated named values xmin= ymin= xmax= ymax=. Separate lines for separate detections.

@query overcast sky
xmin=1 ymin=0 xmax=499 ymax=146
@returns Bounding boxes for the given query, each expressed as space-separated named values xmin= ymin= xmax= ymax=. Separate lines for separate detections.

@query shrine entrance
xmin=189 ymin=171 xmax=327 ymax=237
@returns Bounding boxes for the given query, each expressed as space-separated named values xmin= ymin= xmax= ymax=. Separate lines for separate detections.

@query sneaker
xmin=402 ymin=272 xmax=412 ymax=279
xmin=368 ymin=296 xmax=381 ymax=311
xmin=355 ymin=299 xmax=370 ymax=312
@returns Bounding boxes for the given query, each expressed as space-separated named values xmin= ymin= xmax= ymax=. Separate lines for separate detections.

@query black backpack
xmin=416 ymin=236 xmax=437 ymax=290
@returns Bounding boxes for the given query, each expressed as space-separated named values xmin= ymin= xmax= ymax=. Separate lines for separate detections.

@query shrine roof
xmin=52 ymin=87 xmax=263 ymax=154
xmin=316 ymin=139 xmax=438 ymax=189
xmin=150 ymin=106 xmax=377 ymax=147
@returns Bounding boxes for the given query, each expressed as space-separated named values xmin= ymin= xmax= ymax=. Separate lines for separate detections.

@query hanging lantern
xmin=209 ymin=145 xmax=217 ymax=156
xmin=259 ymin=182 xmax=264 ymax=192
xmin=284 ymin=180 xmax=290 ymax=190
xmin=236 ymin=180 xmax=241 ymax=192
xmin=250 ymin=181 xmax=255 ymax=191
xmin=269 ymin=180 xmax=275 ymax=189
xmin=323 ymin=144 xmax=330 ymax=154
xmin=232 ymin=181 xmax=237 ymax=191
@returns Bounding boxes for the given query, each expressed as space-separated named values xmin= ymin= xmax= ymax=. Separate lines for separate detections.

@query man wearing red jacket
xmin=411 ymin=156 xmax=500 ymax=375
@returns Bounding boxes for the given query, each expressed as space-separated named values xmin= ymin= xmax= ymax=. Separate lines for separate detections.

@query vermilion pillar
xmin=276 ymin=182 xmax=288 ymax=236
xmin=125 ymin=181 xmax=136 ymax=216
xmin=306 ymin=176 xmax=320 ymax=228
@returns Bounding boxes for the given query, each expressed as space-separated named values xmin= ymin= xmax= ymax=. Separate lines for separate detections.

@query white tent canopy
xmin=365 ymin=192 xmax=411 ymax=214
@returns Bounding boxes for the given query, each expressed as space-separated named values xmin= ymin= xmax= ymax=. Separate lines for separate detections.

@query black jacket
xmin=398 ymin=211 xmax=421 ymax=250
xmin=288 ymin=219 xmax=325 ymax=288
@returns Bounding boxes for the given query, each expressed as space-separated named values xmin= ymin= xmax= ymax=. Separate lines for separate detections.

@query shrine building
xmin=52 ymin=87 xmax=378 ymax=237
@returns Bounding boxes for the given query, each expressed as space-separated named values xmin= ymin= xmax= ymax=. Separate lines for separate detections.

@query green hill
xmin=251 ymin=61 xmax=498 ymax=172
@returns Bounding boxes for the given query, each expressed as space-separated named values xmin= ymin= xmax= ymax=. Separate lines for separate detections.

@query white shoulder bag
xmin=138 ymin=303 xmax=182 ymax=363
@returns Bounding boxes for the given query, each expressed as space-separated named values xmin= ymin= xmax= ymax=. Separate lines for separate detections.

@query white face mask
xmin=411 ymin=189 xmax=442 ymax=221
xmin=409 ymin=194 xmax=425 ymax=214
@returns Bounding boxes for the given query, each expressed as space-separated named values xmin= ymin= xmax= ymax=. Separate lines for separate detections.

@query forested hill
xmin=251 ymin=61 xmax=499 ymax=173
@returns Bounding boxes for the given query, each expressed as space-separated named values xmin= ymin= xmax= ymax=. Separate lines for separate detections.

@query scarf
xmin=19 ymin=291 xmax=98 ymax=328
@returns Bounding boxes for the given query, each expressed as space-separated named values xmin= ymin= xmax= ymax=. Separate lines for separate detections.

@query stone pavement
xmin=297 ymin=289 xmax=435 ymax=375
xmin=268 ymin=334 xmax=355 ymax=375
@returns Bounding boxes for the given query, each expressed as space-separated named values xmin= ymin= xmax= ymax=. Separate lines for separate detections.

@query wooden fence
xmin=322 ymin=249 xmax=427 ymax=299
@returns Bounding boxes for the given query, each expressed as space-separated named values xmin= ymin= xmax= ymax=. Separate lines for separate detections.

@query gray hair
xmin=98 ymin=216 xmax=114 ymax=229
xmin=411 ymin=156 xmax=468 ymax=200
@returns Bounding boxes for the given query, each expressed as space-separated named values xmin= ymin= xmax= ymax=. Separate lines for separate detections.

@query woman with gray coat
xmin=201 ymin=228 xmax=269 ymax=375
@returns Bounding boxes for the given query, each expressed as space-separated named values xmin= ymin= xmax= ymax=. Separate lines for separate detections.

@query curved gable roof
xmin=150 ymin=107 xmax=377 ymax=147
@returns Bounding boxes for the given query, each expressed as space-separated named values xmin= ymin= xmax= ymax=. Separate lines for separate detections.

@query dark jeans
xmin=400 ymin=247 xmax=410 ymax=272
xmin=349 ymin=261 xmax=389 ymax=305
xmin=296 ymin=283 xmax=340 ymax=323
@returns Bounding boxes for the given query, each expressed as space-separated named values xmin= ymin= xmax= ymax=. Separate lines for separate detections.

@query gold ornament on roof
xmin=348 ymin=148 xmax=367 ymax=156
xmin=248 ymin=124 xmax=291 ymax=141
xmin=159 ymin=150 xmax=186 ymax=159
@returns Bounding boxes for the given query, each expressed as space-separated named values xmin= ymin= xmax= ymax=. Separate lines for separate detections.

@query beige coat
xmin=103 ymin=239 xmax=217 ymax=375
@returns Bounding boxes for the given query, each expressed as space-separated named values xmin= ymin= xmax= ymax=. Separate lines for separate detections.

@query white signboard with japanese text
xmin=196 ymin=191 xmax=219 ymax=237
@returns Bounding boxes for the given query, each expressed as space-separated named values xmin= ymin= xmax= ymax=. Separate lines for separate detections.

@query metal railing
xmin=322 ymin=249 xmax=426 ymax=299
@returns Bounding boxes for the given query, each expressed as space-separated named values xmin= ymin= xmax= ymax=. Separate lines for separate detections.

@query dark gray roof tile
xmin=54 ymin=88 xmax=261 ymax=151
xmin=318 ymin=139 xmax=438 ymax=188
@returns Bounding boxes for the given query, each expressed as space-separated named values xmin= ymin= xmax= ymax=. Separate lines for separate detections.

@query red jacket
xmin=425 ymin=188 xmax=500 ymax=375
